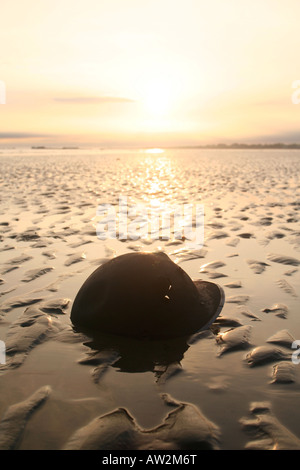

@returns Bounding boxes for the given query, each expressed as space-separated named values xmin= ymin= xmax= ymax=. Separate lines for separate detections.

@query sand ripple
xmin=271 ymin=362 xmax=296 ymax=384
xmin=266 ymin=329 xmax=295 ymax=348
xmin=0 ymin=386 xmax=51 ymax=450
xmin=262 ymin=303 xmax=289 ymax=318
xmin=267 ymin=253 xmax=300 ymax=266
xmin=21 ymin=267 xmax=54 ymax=283
xmin=240 ymin=402 xmax=300 ymax=449
xmin=2 ymin=299 xmax=68 ymax=370
xmin=63 ymin=395 xmax=220 ymax=450
xmin=216 ymin=325 xmax=252 ymax=356
xmin=246 ymin=259 xmax=270 ymax=274
xmin=276 ymin=278 xmax=297 ymax=297
xmin=245 ymin=345 xmax=290 ymax=367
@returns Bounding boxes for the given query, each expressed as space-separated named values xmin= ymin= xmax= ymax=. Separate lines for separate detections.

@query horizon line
xmin=1 ymin=142 xmax=300 ymax=150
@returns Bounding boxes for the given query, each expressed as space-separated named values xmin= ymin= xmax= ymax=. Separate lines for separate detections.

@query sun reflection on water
xmin=144 ymin=148 xmax=165 ymax=154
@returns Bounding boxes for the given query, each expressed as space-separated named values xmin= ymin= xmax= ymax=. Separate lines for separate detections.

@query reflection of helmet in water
xmin=71 ymin=251 xmax=224 ymax=339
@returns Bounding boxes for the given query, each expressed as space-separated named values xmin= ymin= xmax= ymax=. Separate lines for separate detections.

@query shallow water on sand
xmin=0 ymin=147 xmax=300 ymax=450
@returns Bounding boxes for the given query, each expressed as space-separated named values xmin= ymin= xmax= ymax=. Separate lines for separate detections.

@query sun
xmin=141 ymin=78 xmax=175 ymax=118
xmin=143 ymin=84 xmax=172 ymax=117
xmin=130 ymin=67 xmax=186 ymax=132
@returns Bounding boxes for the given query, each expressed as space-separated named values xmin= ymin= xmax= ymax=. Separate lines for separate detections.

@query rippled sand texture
xmin=0 ymin=148 xmax=300 ymax=450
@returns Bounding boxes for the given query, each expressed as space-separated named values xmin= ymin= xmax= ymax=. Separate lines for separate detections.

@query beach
xmin=0 ymin=147 xmax=300 ymax=450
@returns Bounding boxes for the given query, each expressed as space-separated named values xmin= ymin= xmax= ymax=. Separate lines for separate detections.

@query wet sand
xmin=0 ymin=147 xmax=300 ymax=450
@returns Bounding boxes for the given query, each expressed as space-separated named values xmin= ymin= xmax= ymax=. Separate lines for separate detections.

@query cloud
xmin=53 ymin=96 xmax=135 ymax=104
xmin=0 ymin=132 xmax=51 ymax=139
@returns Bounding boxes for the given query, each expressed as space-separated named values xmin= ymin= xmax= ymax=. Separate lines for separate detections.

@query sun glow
xmin=1 ymin=1 xmax=299 ymax=147
xmin=143 ymin=85 xmax=172 ymax=117
xmin=139 ymin=75 xmax=179 ymax=119
xmin=144 ymin=148 xmax=165 ymax=154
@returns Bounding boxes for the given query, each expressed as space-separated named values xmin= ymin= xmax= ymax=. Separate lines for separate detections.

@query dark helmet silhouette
xmin=71 ymin=251 xmax=224 ymax=339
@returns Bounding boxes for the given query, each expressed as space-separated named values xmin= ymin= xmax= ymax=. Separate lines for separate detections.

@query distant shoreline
xmin=30 ymin=143 xmax=300 ymax=150
xmin=31 ymin=146 xmax=79 ymax=150
xmin=27 ymin=143 xmax=300 ymax=150
xmin=0 ymin=143 xmax=300 ymax=151
xmin=170 ymin=143 xmax=300 ymax=150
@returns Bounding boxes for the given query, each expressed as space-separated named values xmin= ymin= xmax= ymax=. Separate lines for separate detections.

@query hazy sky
xmin=0 ymin=0 xmax=299 ymax=147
